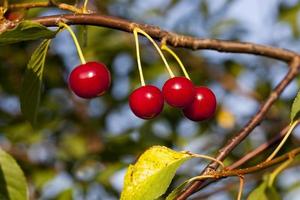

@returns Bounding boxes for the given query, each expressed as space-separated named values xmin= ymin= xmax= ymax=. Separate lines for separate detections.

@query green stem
xmin=134 ymin=28 xmax=175 ymax=78
xmin=83 ymin=0 xmax=89 ymax=13
xmin=161 ymin=44 xmax=190 ymax=79
xmin=268 ymin=158 xmax=293 ymax=187
xmin=184 ymin=152 xmax=224 ymax=168
xmin=59 ymin=22 xmax=86 ymax=64
xmin=133 ymin=28 xmax=146 ymax=86
xmin=266 ymin=120 xmax=299 ymax=161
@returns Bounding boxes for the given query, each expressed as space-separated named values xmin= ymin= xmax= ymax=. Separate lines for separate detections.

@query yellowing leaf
xmin=120 ymin=146 xmax=192 ymax=200
xmin=0 ymin=148 xmax=28 ymax=200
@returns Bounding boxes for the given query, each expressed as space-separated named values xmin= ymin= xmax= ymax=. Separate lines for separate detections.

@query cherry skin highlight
xmin=162 ymin=76 xmax=195 ymax=108
xmin=183 ymin=86 xmax=217 ymax=121
xmin=129 ymin=85 xmax=164 ymax=119
xmin=69 ymin=62 xmax=111 ymax=98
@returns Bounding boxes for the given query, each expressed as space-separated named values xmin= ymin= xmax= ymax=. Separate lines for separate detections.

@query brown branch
xmin=176 ymin=57 xmax=300 ymax=199
xmin=228 ymin=120 xmax=300 ymax=170
xmin=7 ymin=1 xmax=82 ymax=13
xmin=28 ymin=14 xmax=299 ymax=62
xmin=187 ymin=147 xmax=300 ymax=200
xmin=216 ymin=147 xmax=300 ymax=177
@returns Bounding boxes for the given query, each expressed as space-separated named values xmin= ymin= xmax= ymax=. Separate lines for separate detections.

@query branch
xmin=216 ymin=147 xmax=300 ymax=177
xmin=176 ymin=57 xmax=300 ymax=199
xmin=28 ymin=14 xmax=299 ymax=62
xmin=228 ymin=120 xmax=300 ymax=170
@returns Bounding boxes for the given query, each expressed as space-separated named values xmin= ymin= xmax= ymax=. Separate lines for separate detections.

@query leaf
xmin=120 ymin=146 xmax=192 ymax=200
xmin=0 ymin=148 xmax=28 ymax=200
xmin=247 ymin=174 xmax=281 ymax=200
xmin=56 ymin=189 xmax=73 ymax=200
xmin=166 ymin=180 xmax=190 ymax=200
xmin=290 ymin=91 xmax=300 ymax=123
xmin=247 ymin=182 xmax=268 ymax=200
xmin=0 ymin=20 xmax=56 ymax=45
xmin=265 ymin=186 xmax=281 ymax=200
xmin=279 ymin=4 xmax=300 ymax=37
xmin=20 ymin=39 xmax=51 ymax=125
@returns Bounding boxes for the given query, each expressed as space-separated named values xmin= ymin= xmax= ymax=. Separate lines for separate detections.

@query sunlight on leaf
xmin=120 ymin=146 xmax=192 ymax=200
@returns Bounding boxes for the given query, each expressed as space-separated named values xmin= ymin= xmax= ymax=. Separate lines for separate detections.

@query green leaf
xmin=0 ymin=148 xmax=28 ymax=200
xmin=290 ymin=91 xmax=300 ymax=123
xmin=247 ymin=182 xmax=268 ymax=200
xmin=265 ymin=186 xmax=281 ymax=200
xmin=120 ymin=146 xmax=192 ymax=200
xmin=0 ymin=21 xmax=56 ymax=45
xmin=20 ymin=39 xmax=51 ymax=125
xmin=248 ymin=174 xmax=282 ymax=200
xmin=56 ymin=189 xmax=73 ymax=200
xmin=279 ymin=4 xmax=300 ymax=37
xmin=166 ymin=180 xmax=190 ymax=200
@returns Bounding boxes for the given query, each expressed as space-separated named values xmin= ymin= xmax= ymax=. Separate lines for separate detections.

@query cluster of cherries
xmin=66 ymin=24 xmax=216 ymax=122
xmin=130 ymin=77 xmax=216 ymax=121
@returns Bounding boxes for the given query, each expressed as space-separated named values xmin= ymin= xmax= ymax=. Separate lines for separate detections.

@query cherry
xmin=183 ymin=86 xmax=217 ymax=121
xmin=69 ymin=61 xmax=111 ymax=98
xmin=129 ymin=85 xmax=164 ymax=119
xmin=162 ymin=77 xmax=195 ymax=108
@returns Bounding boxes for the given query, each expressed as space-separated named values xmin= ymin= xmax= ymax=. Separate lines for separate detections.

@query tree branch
xmin=29 ymin=14 xmax=298 ymax=62
xmin=176 ymin=57 xmax=300 ymax=199
xmin=214 ymin=146 xmax=300 ymax=178
xmin=228 ymin=120 xmax=300 ymax=170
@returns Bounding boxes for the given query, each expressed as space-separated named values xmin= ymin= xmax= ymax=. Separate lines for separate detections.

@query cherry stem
xmin=184 ymin=152 xmax=225 ymax=168
xmin=134 ymin=28 xmax=175 ymax=78
xmin=161 ymin=44 xmax=191 ymax=80
xmin=266 ymin=120 xmax=298 ymax=161
xmin=59 ymin=22 xmax=86 ymax=64
xmin=133 ymin=28 xmax=146 ymax=86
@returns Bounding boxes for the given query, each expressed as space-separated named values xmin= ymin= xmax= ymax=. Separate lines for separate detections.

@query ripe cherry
xmin=129 ymin=85 xmax=164 ymax=119
xmin=183 ymin=86 xmax=217 ymax=121
xmin=162 ymin=76 xmax=195 ymax=108
xmin=69 ymin=62 xmax=111 ymax=98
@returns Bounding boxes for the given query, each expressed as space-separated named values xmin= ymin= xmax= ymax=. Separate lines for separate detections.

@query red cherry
xmin=129 ymin=85 xmax=164 ymax=119
xmin=69 ymin=61 xmax=111 ymax=98
xmin=183 ymin=86 xmax=217 ymax=121
xmin=162 ymin=77 xmax=195 ymax=108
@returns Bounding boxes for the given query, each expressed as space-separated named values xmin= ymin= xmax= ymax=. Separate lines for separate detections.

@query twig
xmin=190 ymin=147 xmax=300 ymax=180
xmin=176 ymin=57 xmax=300 ymax=199
xmin=228 ymin=121 xmax=300 ymax=170
xmin=29 ymin=14 xmax=299 ymax=62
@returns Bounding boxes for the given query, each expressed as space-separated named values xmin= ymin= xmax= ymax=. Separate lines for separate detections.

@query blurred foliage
xmin=0 ymin=0 xmax=300 ymax=200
